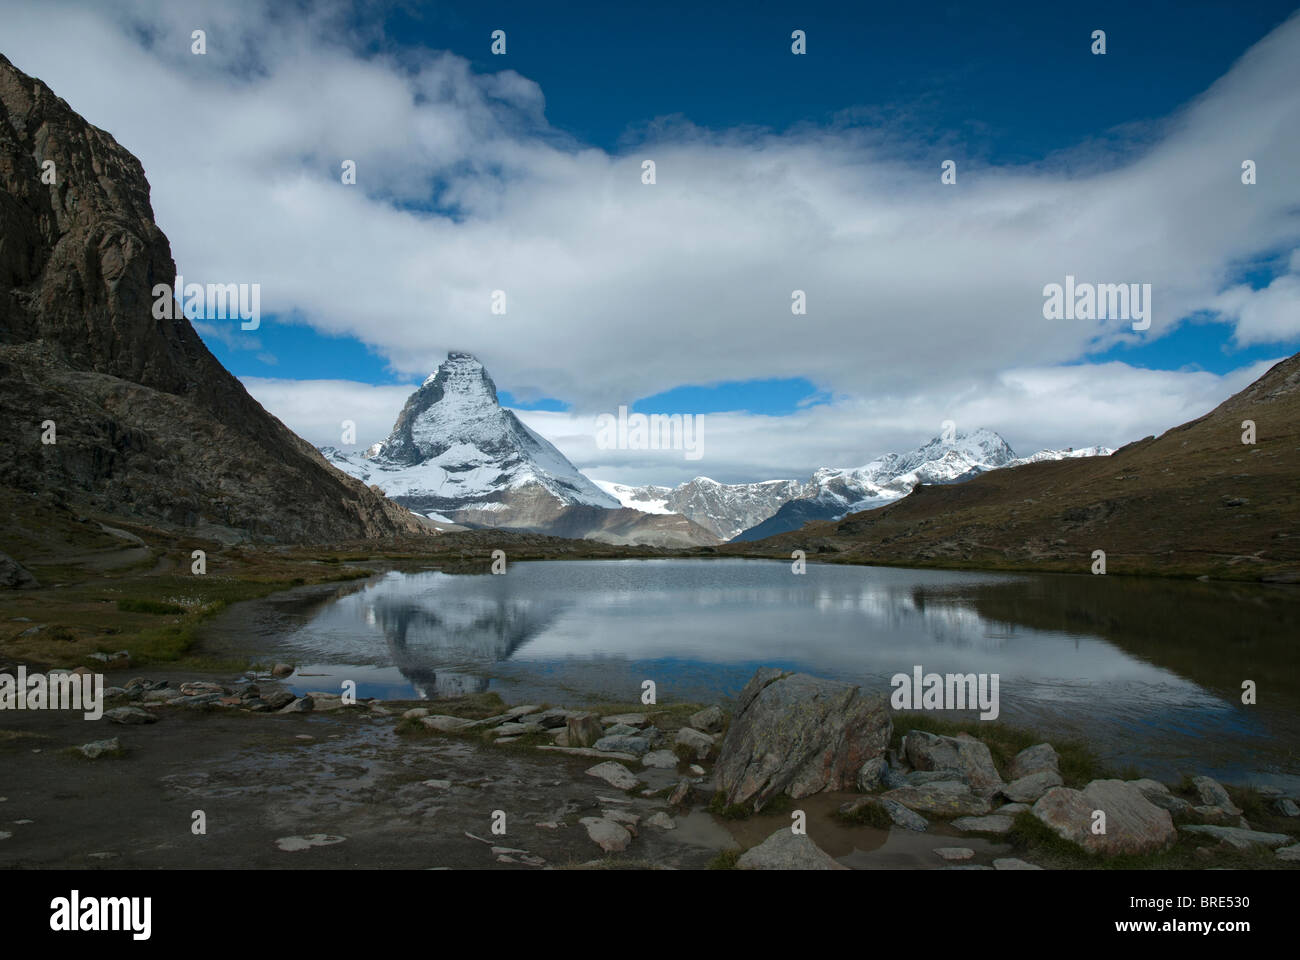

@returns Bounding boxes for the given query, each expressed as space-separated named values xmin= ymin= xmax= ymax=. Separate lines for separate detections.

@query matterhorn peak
xmin=326 ymin=352 xmax=619 ymax=514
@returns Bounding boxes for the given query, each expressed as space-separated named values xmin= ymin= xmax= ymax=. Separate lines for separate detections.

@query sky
xmin=3 ymin=0 xmax=1299 ymax=485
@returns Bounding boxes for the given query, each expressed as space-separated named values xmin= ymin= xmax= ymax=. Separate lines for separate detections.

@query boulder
xmin=993 ymin=858 xmax=1043 ymax=870
xmin=594 ymin=734 xmax=651 ymax=755
xmin=716 ymin=668 xmax=891 ymax=811
xmin=1276 ymin=843 xmax=1300 ymax=861
xmin=1001 ymin=770 xmax=1063 ymax=803
xmin=1275 ymin=798 xmax=1299 ymax=817
xmin=1009 ymin=743 xmax=1059 ymax=780
xmin=566 ymin=714 xmax=604 ymax=748
xmin=904 ymin=731 xmax=1003 ymax=796
xmin=736 ymin=828 xmax=848 ymax=870
xmin=857 ymin=756 xmax=887 ymax=792
xmin=674 ymin=727 xmax=715 ymax=760
xmin=1191 ymin=776 xmax=1242 ymax=816
xmin=689 ymin=705 xmax=725 ymax=733
xmin=1179 ymin=825 xmax=1291 ymax=851
xmin=1031 ymin=780 xmax=1175 ymax=855
xmin=278 ymin=696 xmax=314 ymax=714
xmin=881 ymin=781 xmax=992 ymax=817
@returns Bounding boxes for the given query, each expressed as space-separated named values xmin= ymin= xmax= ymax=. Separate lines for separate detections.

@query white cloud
xmin=4 ymin=0 xmax=1298 ymax=483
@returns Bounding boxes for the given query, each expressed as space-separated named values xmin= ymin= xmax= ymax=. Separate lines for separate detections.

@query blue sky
xmin=8 ymin=0 xmax=1299 ymax=483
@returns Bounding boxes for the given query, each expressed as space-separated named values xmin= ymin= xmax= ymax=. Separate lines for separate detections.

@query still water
xmin=240 ymin=559 xmax=1300 ymax=786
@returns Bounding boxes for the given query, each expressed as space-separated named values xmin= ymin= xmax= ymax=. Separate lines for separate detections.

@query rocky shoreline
xmin=25 ymin=664 xmax=1293 ymax=870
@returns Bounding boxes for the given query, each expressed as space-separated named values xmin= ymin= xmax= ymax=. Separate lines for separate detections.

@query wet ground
xmin=0 ymin=677 xmax=1003 ymax=870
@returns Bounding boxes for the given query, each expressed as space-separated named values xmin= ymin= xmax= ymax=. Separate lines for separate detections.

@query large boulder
xmin=903 ymin=730 xmax=1004 ymax=796
xmin=1031 ymin=780 xmax=1175 ymax=856
xmin=716 ymin=668 xmax=891 ymax=811
xmin=736 ymin=828 xmax=848 ymax=870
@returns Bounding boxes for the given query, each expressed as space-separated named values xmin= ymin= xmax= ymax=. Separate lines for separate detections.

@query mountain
xmin=325 ymin=354 xmax=720 ymax=547
xmin=725 ymin=353 xmax=1300 ymax=581
xmin=597 ymin=477 xmax=804 ymax=540
xmin=0 ymin=54 xmax=423 ymax=544
xmin=601 ymin=429 xmax=1111 ymax=543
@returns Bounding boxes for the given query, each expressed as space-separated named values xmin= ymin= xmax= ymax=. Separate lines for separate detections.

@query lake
xmin=217 ymin=558 xmax=1300 ymax=789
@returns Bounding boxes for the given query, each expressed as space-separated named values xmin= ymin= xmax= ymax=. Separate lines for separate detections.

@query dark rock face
xmin=0 ymin=54 xmax=422 ymax=542
xmin=716 ymin=668 xmax=892 ymax=812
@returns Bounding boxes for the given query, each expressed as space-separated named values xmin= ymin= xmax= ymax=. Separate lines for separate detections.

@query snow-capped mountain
xmin=322 ymin=353 xmax=719 ymax=546
xmin=601 ymin=429 xmax=1112 ymax=543
xmin=328 ymin=352 xmax=618 ymax=514
xmin=596 ymin=477 xmax=804 ymax=540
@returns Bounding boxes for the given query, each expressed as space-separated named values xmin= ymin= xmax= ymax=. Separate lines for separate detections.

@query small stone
xmin=737 ymin=828 xmax=848 ymax=870
xmin=270 ymin=663 xmax=294 ymax=677
xmin=934 ymin=847 xmax=975 ymax=861
xmin=579 ymin=817 xmax=631 ymax=853
xmin=642 ymin=749 xmax=678 ymax=769
xmin=646 ymin=812 xmax=676 ymax=830
xmin=274 ymin=834 xmax=345 ymax=852
xmin=421 ymin=715 xmax=472 ymax=732
xmin=669 ymin=778 xmax=692 ymax=806
xmin=1273 ymin=798 xmax=1299 ymax=817
xmin=1276 ymin=843 xmax=1300 ymax=861
xmin=403 ymin=708 xmax=430 ymax=719
xmin=421 ymin=780 xmax=451 ymax=789
xmin=78 ymin=737 xmax=122 ymax=759
xmin=104 ymin=706 xmax=156 ymax=725
xmin=951 ymin=815 xmax=1014 ymax=834
xmin=278 ymin=696 xmax=314 ymax=713
xmin=993 ymin=858 xmax=1043 ymax=870
xmin=585 ymin=761 xmax=639 ymax=790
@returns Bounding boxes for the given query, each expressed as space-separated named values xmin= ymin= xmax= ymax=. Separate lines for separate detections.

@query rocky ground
xmin=2 ymin=665 xmax=1297 ymax=870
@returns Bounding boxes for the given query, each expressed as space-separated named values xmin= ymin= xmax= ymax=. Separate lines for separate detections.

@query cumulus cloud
xmin=4 ymin=0 xmax=1298 ymax=483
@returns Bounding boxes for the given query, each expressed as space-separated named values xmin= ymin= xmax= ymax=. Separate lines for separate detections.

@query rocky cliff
xmin=0 ymin=54 xmax=423 ymax=543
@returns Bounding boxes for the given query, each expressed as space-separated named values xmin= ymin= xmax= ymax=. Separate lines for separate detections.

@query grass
xmin=835 ymin=797 xmax=894 ymax=830
xmin=707 ymin=849 xmax=742 ymax=870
